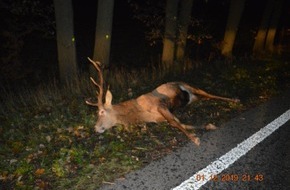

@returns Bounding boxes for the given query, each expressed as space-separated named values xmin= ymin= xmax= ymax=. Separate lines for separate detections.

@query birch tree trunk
xmin=53 ymin=0 xmax=78 ymax=84
xmin=93 ymin=0 xmax=114 ymax=66
xmin=162 ymin=0 xmax=179 ymax=70
xmin=221 ymin=0 xmax=245 ymax=58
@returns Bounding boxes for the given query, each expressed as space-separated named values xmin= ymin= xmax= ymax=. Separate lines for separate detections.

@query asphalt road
xmin=99 ymin=90 xmax=290 ymax=190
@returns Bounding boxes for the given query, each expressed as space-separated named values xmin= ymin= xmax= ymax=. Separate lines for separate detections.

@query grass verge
xmin=0 ymin=58 xmax=289 ymax=189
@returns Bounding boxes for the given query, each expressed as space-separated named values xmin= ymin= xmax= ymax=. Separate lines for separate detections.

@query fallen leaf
xmin=35 ymin=168 xmax=45 ymax=176
xmin=35 ymin=179 xmax=48 ymax=189
xmin=46 ymin=136 xmax=51 ymax=143
xmin=9 ymin=159 xmax=18 ymax=164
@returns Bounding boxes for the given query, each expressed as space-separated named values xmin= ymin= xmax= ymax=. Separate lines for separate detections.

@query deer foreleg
xmin=157 ymin=107 xmax=200 ymax=146
xmin=173 ymin=117 xmax=196 ymax=130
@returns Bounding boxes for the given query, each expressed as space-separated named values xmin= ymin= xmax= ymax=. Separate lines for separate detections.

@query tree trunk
xmin=53 ymin=0 xmax=78 ymax=84
xmin=253 ymin=0 xmax=275 ymax=55
xmin=221 ymin=0 xmax=245 ymax=58
xmin=162 ymin=0 xmax=179 ymax=70
xmin=176 ymin=0 xmax=194 ymax=63
xmin=265 ymin=0 xmax=284 ymax=53
xmin=93 ymin=0 xmax=114 ymax=67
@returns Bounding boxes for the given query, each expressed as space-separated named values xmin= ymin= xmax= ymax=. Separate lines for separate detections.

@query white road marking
xmin=172 ymin=109 xmax=290 ymax=190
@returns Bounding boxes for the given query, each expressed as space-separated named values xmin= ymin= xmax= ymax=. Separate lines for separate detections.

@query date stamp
xmin=195 ymin=174 xmax=264 ymax=182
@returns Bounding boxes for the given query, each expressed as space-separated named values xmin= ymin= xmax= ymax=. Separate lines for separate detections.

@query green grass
xmin=0 ymin=58 xmax=289 ymax=189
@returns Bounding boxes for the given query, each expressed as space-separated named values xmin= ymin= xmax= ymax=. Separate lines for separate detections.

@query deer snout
xmin=95 ymin=125 xmax=106 ymax=133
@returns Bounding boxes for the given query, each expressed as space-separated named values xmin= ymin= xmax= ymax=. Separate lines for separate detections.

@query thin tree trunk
xmin=265 ymin=0 xmax=284 ymax=53
xmin=253 ymin=0 xmax=275 ymax=55
xmin=176 ymin=0 xmax=194 ymax=63
xmin=221 ymin=0 xmax=245 ymax=58
xmin=53 ymin=0 xmax=78 ymax=84
xmin=93 ymin=0 xmax=114 ymax=66
xmin=162 ymin=0 xmax=179 ymax=70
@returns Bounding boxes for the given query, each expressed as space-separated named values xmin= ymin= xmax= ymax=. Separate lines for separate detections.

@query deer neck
xmin=112 ymin=99 xmax=143 ymax=125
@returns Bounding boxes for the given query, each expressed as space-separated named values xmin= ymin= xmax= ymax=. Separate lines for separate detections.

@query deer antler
xmin=86 ymin=57 xmax=104 ymax=107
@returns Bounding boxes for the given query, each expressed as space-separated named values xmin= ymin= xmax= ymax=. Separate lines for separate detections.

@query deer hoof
xmin=233 ymin=98 xmax=240 ymax=103
xmin=189 ymin=135 xmax=200 ymax=146
xmin=204 ymin=123 xmax=217 ymax=130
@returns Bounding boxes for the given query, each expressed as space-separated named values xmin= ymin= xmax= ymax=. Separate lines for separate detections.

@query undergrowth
xmin=0 ymin=58 xmax=289 ymax=189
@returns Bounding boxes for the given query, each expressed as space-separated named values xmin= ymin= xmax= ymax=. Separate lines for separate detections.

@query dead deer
xmin=86 ymin=58 xmax=239 ymax=146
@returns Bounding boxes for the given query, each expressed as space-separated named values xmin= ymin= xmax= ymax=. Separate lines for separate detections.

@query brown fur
xmin=86 ymin=59 xmax=239 ymax=146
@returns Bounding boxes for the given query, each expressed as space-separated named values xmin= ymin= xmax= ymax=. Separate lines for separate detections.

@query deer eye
xmin=99 ymin=110 xmax=106 ymax=116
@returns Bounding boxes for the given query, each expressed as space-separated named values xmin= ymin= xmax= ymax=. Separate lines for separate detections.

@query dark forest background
xmin=0 ymin=0 xmax=290 ymax=189
xmin=1 ymin=0 xmax=289 ymax=87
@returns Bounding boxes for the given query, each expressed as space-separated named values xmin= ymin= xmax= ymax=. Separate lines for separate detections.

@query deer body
xmin=111 ymin=82 xmax=195 ymax=125
xmin=86 ymin=58 xmax=239 ymax=145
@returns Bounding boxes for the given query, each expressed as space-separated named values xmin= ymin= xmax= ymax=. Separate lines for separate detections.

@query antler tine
xmin=85 ymin=99 xmax=99 ymax=106
xmin=89 ymin=77 xmax=102 ymax=90
xmin=87 ymin=57 xmax=104 ymax=107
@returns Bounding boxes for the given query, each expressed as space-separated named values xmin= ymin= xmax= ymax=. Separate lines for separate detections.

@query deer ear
xmin=104 ymin=89 xmax=113 ymax=106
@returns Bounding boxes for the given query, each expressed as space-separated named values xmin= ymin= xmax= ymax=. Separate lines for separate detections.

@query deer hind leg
xmin=158 ymin=107 xmax=200 ymax=146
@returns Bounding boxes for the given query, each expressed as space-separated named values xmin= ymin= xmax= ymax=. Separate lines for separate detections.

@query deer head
xmin=86 ymin=58 xmax=117 ymax=133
